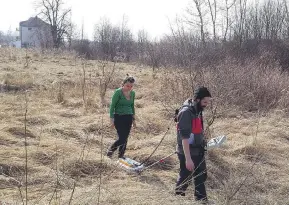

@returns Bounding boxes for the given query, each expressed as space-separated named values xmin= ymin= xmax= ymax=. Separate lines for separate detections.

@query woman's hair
xmin=122 ymin=74 xmax=135 ymax=85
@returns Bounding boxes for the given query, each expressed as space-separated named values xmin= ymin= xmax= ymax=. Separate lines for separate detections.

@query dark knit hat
xmin=194 ymin=86 xmax=211 ymax=100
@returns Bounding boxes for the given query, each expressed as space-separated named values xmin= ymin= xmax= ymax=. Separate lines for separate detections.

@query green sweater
xmin=109 ymin=88 xmax=135 ymax=118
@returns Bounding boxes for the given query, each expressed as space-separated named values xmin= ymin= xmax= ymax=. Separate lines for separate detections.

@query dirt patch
xmin=0 ymin=138 xmax=17 ymax=146
xmin=62 ymin=160 xmax=113 ymax=178
xmin=6 ymin=127 xmax=36 ymax=138
xmin=62 ymin=100 xmax=83 ymax=108
xmin=0 ymin=163 xmax=26 ymax=177
xmin=135 ymin=154 xmax=177 ymax=171
xmin=32 ymin=151 xmax=56 ymax=165
xmin=59 ymin=111 xmax=80 ymax=118
xmin=51 ymin=128 xmax=82 ymax=140
xmin=207 ymin=150 xmax=231 ymax=189
xmin=19 ymin=116 xmax=49 ymax=126
xmin=230 ymin=145 xmax=275 ymax=165
xmin=137 ymin=121 xmax=164 ymax=135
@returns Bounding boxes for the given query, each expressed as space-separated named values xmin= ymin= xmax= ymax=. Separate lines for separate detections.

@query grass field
xmin=0 ymin=48 xmax=288 ymax=205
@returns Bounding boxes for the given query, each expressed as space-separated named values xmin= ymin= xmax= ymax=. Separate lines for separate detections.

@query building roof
xmin=20 ymin=16 xmax=50 ymax=27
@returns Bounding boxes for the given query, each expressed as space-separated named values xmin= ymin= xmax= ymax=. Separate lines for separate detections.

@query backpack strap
xmin=174 ymin=99 xmax=195 ymax=122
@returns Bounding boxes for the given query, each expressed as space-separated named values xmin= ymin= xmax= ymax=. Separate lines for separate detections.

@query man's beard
xmin=196 ymin=101 xmax=204 ymax=112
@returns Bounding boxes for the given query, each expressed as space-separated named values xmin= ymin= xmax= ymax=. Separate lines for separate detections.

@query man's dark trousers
xmin=175 ymin=152 xmax=207 ymax=201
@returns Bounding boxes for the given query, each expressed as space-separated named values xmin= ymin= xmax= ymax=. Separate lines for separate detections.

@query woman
xmin=107 ymin=76 xmax=136 ymax=159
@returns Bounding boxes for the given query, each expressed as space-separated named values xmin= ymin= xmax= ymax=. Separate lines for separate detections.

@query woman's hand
xmin=110 ymin=118 xmax=114 ymax=128
xmin=132 ymin=120 xmax=136 ymax=128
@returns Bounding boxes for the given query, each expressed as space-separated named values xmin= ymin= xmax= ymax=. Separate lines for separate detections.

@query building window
xmin=28 ymin=28 xmax=32 ymax=31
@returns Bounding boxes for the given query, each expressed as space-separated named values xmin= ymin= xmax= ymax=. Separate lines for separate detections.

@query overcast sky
xmin=0 ymin=0 xmax=191 ymax=39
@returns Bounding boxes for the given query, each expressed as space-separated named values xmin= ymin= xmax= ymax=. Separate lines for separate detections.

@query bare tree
xmin=262 ymin=0 xmax=274 ymax=39
xmin=36 ymin=0 xmax=72 ymax=48
xmin=137 ymin=29 xmax=149 ymax=63
xmin=272 ymin=0 xmax=285 ymax=39
xmin=94 ymin=17 xmax=116 ymax=60
xmin=233 ymin=0 xmax=248 ymax=46
xmin=168 ymin=17 xmax=194 ymax=66
xmin=0 ymin=30 xmax=14 ymax=46
xmin=261 ymin=0 xmax=285 ymax=40
xmin=34 ymin=24 xmax=53 ymax=49
xmin=206 ymin=0 xmax=217 ymax=45
xmin=66 ymin=16 xmax=76 ymax=50
xmin=0 ymin=31 xmax=4 ymax=45
xmin=186 ymin=0 xmax=207 ymax=48
xmin=221 ymin=0 xmax=236 ymax=42
xmin=284 ymin=0 xmax=289 ymax=38
xmin=118 ymin=15 xmax=134 ymax=61
xmin=249 ymin=0 xmax=262 ymax=40
xmin=146 ymin=40 xmax=163 ymax=71
xmin=93 ymin=16 xmax=133 ymax=61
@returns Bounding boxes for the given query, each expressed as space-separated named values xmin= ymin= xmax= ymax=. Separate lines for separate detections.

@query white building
xmin=19 ymin=16 xmax=52 ymax=48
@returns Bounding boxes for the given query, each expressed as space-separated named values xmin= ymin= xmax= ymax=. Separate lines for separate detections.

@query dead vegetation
xmin=5 ymin=127 xmax=37 ymax=139
xmin=0 ymin=48 xmax=288 ymax=204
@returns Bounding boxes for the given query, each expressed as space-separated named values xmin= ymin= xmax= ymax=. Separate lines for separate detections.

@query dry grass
xmin=0 ymin=48 xmax=288 ymax=204
xmin=159 ymin=62 xmax=289 ymax=114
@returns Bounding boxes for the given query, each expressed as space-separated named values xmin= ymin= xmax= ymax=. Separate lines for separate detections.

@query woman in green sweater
xmin=107 ymin=76 xmax=136 ymax=159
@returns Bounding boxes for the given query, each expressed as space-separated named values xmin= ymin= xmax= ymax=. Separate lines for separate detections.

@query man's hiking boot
xmin=197 ymin=199 xmax=216 ymax=205
xmin=106 ymin=150 xmax=113 ymax=159
xmin=175 ymin=191 xmax=185 ymax=196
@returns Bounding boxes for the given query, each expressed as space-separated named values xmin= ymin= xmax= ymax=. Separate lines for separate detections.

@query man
xmin=175 ymin=86 xmax=212 ymax=203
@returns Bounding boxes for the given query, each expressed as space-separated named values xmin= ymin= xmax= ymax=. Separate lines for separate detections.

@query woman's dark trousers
xmin=108 ymin=114 xmax=133 ymax=158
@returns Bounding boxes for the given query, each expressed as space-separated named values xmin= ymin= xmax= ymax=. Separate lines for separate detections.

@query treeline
xmin=2 ymin=0 xmax=289 ymax=70
xmin=71 ymin=0 xmax=289 ymax=71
